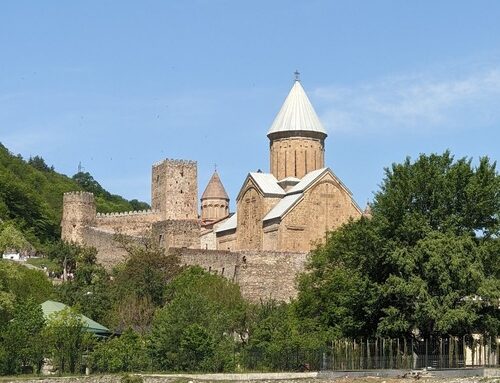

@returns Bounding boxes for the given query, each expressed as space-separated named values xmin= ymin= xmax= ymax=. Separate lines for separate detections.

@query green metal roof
xmin=41 ymin=300 xmax=111 ymax=336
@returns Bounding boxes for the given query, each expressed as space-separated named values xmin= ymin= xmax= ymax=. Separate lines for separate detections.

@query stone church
xmin=61 ymin=77 xmax=366 ymax=301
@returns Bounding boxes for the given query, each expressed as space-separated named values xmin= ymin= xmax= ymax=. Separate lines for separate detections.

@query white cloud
xmin=313 ymin=68 xmax=500 ymax=135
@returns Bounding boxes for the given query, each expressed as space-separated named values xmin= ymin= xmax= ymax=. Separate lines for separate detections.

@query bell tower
xmin=268 ymin=73 xmax=327 ymax=180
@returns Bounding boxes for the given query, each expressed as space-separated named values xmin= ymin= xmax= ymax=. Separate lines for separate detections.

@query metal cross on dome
xmin=294 ymin=70 xmax=300 ymax=81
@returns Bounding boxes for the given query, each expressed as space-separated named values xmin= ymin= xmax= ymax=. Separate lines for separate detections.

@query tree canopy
xmin=0 ymin=142 xmax=149 ymax=247
xmin=297 ymin=152 xmax=500 ymax=338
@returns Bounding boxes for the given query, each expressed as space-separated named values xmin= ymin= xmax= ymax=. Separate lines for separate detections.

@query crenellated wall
xmin=94 ymin=209 xmax=162 ymax=236
xmin=61 ymin=191 xmax=96 ymax=244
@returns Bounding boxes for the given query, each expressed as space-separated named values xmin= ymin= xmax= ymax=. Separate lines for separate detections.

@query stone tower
xmin=61 ymin=191 xmax=96 ymax=244
xmin=268 ymin=78 xmax=327 ymax=180
xmin=200 ymin=170 xmax=229 ymax=222
xmin=151 ymin=159 xmax=198 ymax=220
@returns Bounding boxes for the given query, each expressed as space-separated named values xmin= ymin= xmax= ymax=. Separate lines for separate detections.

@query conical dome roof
xmin=201 ymin=171 xmax=229 ymax=200
xmin=267 ymin=80 xmax=327 ymax=137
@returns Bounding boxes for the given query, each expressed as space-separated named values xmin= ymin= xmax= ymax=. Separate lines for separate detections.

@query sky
xmin=1 ymin=1 xmax=500 ymax=210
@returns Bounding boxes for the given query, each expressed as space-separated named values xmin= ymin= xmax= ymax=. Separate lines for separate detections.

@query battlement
xmin=63 ymin=191 xmax=95 ymax=203
xmin=96 ymin=209 xmax=160 ymax=218
xmin=152 ymin=158 xmax=197 ymax=168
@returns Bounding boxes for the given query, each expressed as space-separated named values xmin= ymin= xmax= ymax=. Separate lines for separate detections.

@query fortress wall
xmin=200 ymin=229 xmax=216 ymax=250
xmin=171 ymin=248 xmax=240 ymax=282
xmin=152 ymin=219 xmax=201 ymax=250
xmin=95 ymin=210 xmax=162 ymax=236
xmin=237 ymin=250 xmax=308 ymax=302
xmin=216 ymin=230 xmax=237 ymax=251
xmin=169 ymin=248 xmax=308 ymax=303
xmin=82 ymin=227 xmax=130 ymax=270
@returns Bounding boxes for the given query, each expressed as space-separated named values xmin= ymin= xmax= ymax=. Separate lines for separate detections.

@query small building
xmin=41 ymin=300 xmax=112 ymax=337
xmin=2 ymin=252 xmax=21 ymax=261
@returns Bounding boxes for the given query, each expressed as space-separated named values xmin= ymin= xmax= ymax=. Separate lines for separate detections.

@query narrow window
xmin=294 ymin=150 xmax=297 ymax=176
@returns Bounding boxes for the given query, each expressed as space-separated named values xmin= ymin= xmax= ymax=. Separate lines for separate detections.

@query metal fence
xmin=322 ymin=336 xmax=500 ymax=370
xmin=239 ymin=336 xmax=499 ymax=372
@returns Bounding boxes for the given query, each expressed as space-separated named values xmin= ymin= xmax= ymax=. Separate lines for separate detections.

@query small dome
xmin=201 ymin=171 xmax=229 ymax=200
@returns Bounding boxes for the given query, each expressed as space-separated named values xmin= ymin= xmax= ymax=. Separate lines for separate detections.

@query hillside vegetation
xmin=0 ymin=142 xmax=149 ymax=247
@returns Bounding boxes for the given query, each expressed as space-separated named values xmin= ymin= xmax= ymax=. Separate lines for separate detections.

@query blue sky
xmin=1 ymin=1 xmax=500 ymax=210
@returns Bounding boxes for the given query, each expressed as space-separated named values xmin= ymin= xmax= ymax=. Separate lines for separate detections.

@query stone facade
xmin=269 ymin=131 xmax=325 ymax=180
xmin=152 ymin=219 xmax=200 ymax=249
xmin=61 ymin=78 xmax=364 ymax=302
xmin=172 ymin=248 xmax=308 ymax=302
xmin=151 ymin=159 xmax=198 ymax=220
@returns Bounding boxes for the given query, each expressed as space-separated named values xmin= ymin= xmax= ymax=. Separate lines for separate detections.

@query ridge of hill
xmin=0 ymin=142 xmax=149 ymax=246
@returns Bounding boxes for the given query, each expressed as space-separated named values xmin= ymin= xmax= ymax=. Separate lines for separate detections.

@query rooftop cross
xmin=294 ymin=70 xmax=300 ymax=81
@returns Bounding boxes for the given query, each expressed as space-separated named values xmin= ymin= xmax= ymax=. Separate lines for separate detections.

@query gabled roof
xmin=263 ymin=193 xmax=303 ymax=221
xmin=263 ymin=167 xmax=361 ymax=222
xmin=237 ymin=172 xmax=285 ymax=201
xmin=287 ymin=168 xmax=328 ymax=194
xmin=41 ymin=300 xmax=111 ymax=336
xmin=201 ymin=171 xmax=229 ymax=200
xmin=215 ymin=212 xmax=237 ymax=233
xmin=267 ymin=80 xmax=327 ymax=137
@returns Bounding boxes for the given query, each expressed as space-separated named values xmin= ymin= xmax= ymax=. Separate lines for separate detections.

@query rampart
xmin=82 ymin=227 xmax=131 ymax=270
xmin=95 ymin=209 xmax=162 ymax=236
xmin=152 ymin=219 xmax=201 ymax=249
xmin=170 ymin=248 xmax=308 ymax=302
xmin=236 ymin=250 xmax=308 ymax=302
xmin=172 ymin=248 xmax=240 ymax=281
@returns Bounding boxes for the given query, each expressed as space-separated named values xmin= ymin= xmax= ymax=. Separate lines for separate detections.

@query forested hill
xmin=0 ymin=142 xmax=149 ymax=246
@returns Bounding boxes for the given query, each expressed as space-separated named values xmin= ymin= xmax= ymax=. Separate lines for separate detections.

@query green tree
xmin=89 ymin=329 xmax=148 ymax=373
xmin=109 ymin=238 xmax=180 ymax=332
xmin=148 ymin=267 xmax=247 ymax=372
xmin=244 ymin=302 xmax=327 ymax=371
xmin=43 ymin=307 xmax=93 ymax=374
xmin=56 ymin=246 xmax=112 ymax=325
xmin=0 ymin=299 xmax=45 ymax=374
xmin=0 ymin=261 xmax=53 ymax=327
xmin=0 ymin=224 xmax=32 ymax=253
xmin=297 ymin=152 xmax=500 ymax=338
xmin=28 ymin=156 xmax=54 ymax=173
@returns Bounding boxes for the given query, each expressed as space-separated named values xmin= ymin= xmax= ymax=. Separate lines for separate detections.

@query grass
xmin=26 ymin=257 xmax=60 ymax=272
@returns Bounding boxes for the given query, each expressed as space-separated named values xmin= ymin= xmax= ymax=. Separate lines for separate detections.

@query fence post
xmin=425 ymin=337 xmax=428 ymax=369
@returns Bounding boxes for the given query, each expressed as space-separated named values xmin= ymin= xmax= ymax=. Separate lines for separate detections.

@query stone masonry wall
xmin=82 ymin=227 xmax=130 ymax=270
xmin=61 ymin=191 xmax=96 ymax=244
xmin=278 ymin=173 xmax=361 ymax=252
xmin=170 ymin=248 xmax=308 ymax=302
xmin=95 ymin=210 xmax=162 ymax=237
xmin=151 ymin=159 xmax=198 ymax=220
xmin=172 ymin=248 xmax=240 ymax=282
xmin=237 ymin=250 xmax=308 ymax=302
xmin=152 ymin=219 xmax=200 ymax=250
xmin=270 ymin=136 xmax=325 ymax=180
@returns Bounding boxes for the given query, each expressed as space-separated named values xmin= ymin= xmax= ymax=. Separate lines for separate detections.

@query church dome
xmin=201 ymin=171 xmax=229 ymax=201
xmin=267 ymin=79 xmax=327 ymax=138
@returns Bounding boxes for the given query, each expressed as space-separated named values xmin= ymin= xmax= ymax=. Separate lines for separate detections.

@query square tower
xmin=151 ymin=159 xmax=198 ymax=220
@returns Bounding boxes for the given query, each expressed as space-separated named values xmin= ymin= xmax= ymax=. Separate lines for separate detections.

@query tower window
xmin=156 ymin=175 xmax=160 ymax=182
